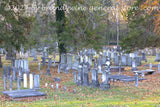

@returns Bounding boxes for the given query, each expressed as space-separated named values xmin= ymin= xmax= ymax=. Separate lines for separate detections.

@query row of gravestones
xmin=3 ymin=72 xmax=40 ymax=91
xmin=72 ymin=64 xmax=111 ymax=90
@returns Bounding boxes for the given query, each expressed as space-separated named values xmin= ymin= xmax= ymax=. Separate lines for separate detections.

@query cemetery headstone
xmin=135 ymin=73 xmax=138 ymax=87
xmin=158 ymin=63 xmax=160 ymax=73
xmin=17 ymin=77 xmax=21 ymax=90
xmin=3 ymin=66 xmax=6 ymax=78
xmin=100 ymin=68 xmax=110 ymax=90
xmin=3 ymin=76 xmax=7 ymax=90
xmin=155 ymin=53 xmax=160 ymax=62
xmin=76 ymin=65 xmax=83 ymax=86
xmin=131 ymin=60 xmax=138 ymax=71
xmin=34 ymin=75 xmax=40 ymax=90
xmin=7 ymin=65 xmax=11 ymax=79
xmin=90 ymin=69 xmax=99 ymax=88
xmin=29 ymin=73 xmax=33 ymax=89
xmin=12 ymin=67 xmax=17 ymax=81
xmin=72 ymin=71 xmax=77 ymax=84
xmin=149 ymin=63 xmax=152 ymax=70
xmin=23 ymin=73 xmax=27 ymax=88
xmin=9 ymin=76 xmax=12 ymax=91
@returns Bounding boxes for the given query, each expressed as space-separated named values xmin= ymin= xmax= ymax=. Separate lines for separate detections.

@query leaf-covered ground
xmin=0 ymin=55 xmax=160 ymax=107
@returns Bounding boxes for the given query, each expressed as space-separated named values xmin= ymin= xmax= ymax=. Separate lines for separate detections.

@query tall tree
xmin=0 ymin=0 xmax=34 ymax=65
xmin=120 ymin=0 xmax=160 ymax=53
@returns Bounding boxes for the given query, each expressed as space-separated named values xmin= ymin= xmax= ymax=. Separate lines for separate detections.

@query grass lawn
xmin=0 ymin=55 xmax=160 ymax=107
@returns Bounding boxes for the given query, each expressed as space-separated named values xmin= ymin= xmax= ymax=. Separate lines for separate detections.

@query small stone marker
xmin=29 ymin=73 xmax=33 ymax=89
xmin=23 ymin=73 xmax=27 ymax=88
xmin=3 ymin=66 xmax=6 ymax=78
xmin=12 ymin=67 xmax=17 ymax=81
xmin=158 ymin=63 xmax=160 ymax=73
xmin=3 ymin=76 xmax=7 ymax=90
xmin=17 ymin=77 xmax=21 ymax=90
xmin=34 ymin=75 xmax=40 ymax=90
xmin=135 ymin=72 xmax=139 ymax=87
xmin=56 ymin=83 xmax=58 ymax=89
xmin=53 ymin=77 xmax=60 ymax=82
xmin=72 ymin=71 xmax=77 ymax=84
xmin=9 ymin=76 xmax=12 ymax=91
xmin=7 ymin=65 xmax=11 ymax=79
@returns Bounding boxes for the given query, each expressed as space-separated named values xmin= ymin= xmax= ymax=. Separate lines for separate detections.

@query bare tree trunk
xmin=0 ymin=55 xmax=2 ymax=68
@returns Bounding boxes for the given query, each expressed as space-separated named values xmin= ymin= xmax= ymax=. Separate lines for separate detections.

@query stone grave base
xmin=133 ymin=69 xmax=156 ymax=77
xmin=3 ymin=94 xmax=46 ymax=101
xmin=110 ymin=66 xmax=125 ymax=72
xmin=109 ymin=75 xmax=146 ymax=82
xmin=1 ymin=89 xmax=46 ymax=101
xmin=144 ymin=64 xmax=158 ymax=67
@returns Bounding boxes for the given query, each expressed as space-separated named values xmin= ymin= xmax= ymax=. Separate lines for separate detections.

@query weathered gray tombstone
xmin=3 ymin=66 xmax=6 ymax=78
xmin=152 ymin=49 xmax=156 ymax=56
xmin=44 ymin=47 xmax=48 ymax=58
xmin=58 ymin=64 xmax=61 ymax=73
xmin=125 ymin=54 xmax=131 ymax=66
xmin=7 ymin=65 xmax=11 ymax=79
xmin=30 ymin=49 xmax=35 ymax=57
xmin=12 ymin=67 xmax=17 ymax=81
xmin=135 ymin=57 xmax=142 ymax=66
xmin=41 ymin=57 xmax=46 ymax=66
xmin=97 ymin=58 xmax=102 ymax=73
xmin=121 ymin=55 xmax=127 ymax=66
xmin=83 ymin=64 xmax=89 ymax=86
xmin=131 ymin=60 xmax=138 ymax=71
xmin=33 ymin=51 xmax=38 ymax=61
xmin=60 ymin=54 xmax=66 ymax=64
xmin=38 ymin=62 xmax=41 ymax=71
xmin=114 ymin=54 xmax=119 ymax=66
xmin=17 ymin=77 xmax=21 ymax=90
xmin=155 ymin=53 xmax=160 ymax=62
xmin=3 ymin=76 xmax=7 ymax=90
xmin=94 ymin=60 xmax=97 ymax=69
xmin=80 ymin=55 xmax=83 ymax=64
xmin=66 ymin=54 xmax=73 ymax=69
xmin=53 ymin=51 xmax=56 ymax=67
xmin=100 ymin=68 xmax=110 ymax=90
xmin=72 ymin=55 xmax=79 ymax=70
xmin=23 ymin=60 xmax=30 ymax=73
xmin=9 ymin=76 xmax=12 ymax=91
xmin=90 ymin=69 xmax=99 ymax=88
xmin=34 ymin=75 xmax=40 ymax=90
xmin=149 ymin=63 xmax=152 ymax=70
xmin=158 ymin=63 xmax=160 ymax=73
xmin=135 ymin=72 xmax=138 ymax=87
xmin=18 ymin=68 xmax=23 ymax=82
xmin=48 ymin=58 xmax=52 ymax=67
xmin=102 ymin=51 xmax=107 ymax=64
xmin=76 ymin=65 xmax=83 ymax=86
xmin=46 ymin=65 xmax=51 ymax=76
xmin=141 ymin=52 xmax=147 ymax=62
xmin=25 ymin=52 xmax=28 ymax=59
xmin=72 ymin=71 xmax=77 ymax=84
